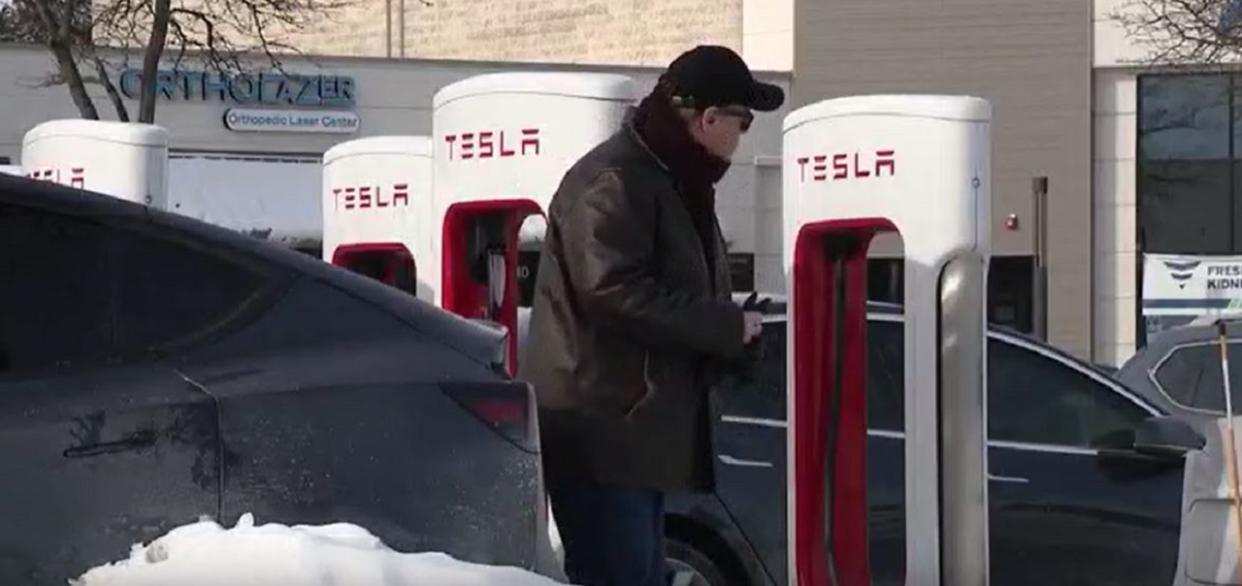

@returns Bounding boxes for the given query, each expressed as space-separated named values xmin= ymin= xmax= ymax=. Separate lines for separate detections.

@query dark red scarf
xmin=631 ymin=83 xmax=732 ymax=279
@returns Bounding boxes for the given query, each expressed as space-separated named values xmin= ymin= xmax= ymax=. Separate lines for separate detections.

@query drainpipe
xmin=399 ymin=0 xmax=406 ymax=58
xmin=1032 ymin=176 xmax=1049 ymax=341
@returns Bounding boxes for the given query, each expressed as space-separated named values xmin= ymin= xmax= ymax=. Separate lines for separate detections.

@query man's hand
xmin=743 ymin=311 xmax=764 ymax=344
xmin=740 ymin=292 xmax=770 ymax=344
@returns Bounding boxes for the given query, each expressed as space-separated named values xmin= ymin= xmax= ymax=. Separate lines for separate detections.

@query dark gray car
xmin=0 ymin=174 xmax=551 ymax=585
xmin=662 ymin=295 xmax=1201 ymax=586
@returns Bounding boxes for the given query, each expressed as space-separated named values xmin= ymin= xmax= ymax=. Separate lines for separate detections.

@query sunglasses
xmin=715 ymin=107 xmax=754 ymax=132
xmin=671 ymin=96 xmax=754 ymax=132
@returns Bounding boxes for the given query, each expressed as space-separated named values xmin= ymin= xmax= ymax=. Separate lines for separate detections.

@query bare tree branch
xmin=1114 ymin=0 xmax=1242 ymax=65
xmin=9 ymin=0 xmax=356 ymax=122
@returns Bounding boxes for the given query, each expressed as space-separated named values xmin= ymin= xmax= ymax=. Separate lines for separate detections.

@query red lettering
xmin=812 ymin=156 xmax=828 ymax=182
xmin=344 ymin=187 xmax=357 ymax=210
xmin=333 ymin=188 xmax=343 ymax=211
xmin=479 ymin=131 xmax=495 ymax=158
xmin=854 ymin=152 xmax=871 ymax=178
xmin=393 ymin=183 xmax=409 ymax=206
xmin=794 ymin=149 xmax=898 ymax=182
xmin=521 ymin=128 xmax=540 ymax=156
xmin=444 ymin=134 xmax=458 ymax=160
xmin=359 ymin=186 xmax=373 ymax=208
xmin=377 ymin=185 xmax=389 ymax=208
xmin=446 ymin=127 xmax=542 ymax=160
xmin=832 ymin=154 xmax=847 ymax=180
xmin=500 ymin=130 xmax=516 ymax=157
xmin=876 ymin=149 xmax=895 ymax=176
xmin=70 ymin=167 xmax=85 ymax=189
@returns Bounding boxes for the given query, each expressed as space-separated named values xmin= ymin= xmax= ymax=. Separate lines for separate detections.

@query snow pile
xmin=74 ymin=513 xmax=568 ymax=586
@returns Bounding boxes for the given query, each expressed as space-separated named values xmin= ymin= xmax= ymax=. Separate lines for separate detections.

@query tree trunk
xmin=137 ymin=0 xmax=172 ymax=123
xmin=50 ymin=40 xmax=99 ymax=119
xmin=95 ymin=57 xmax=129 ymax=122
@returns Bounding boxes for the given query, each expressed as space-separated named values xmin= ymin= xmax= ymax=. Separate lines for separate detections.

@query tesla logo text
xmin=443 ymin=128 xmax=540 ymax=161
xmin=27 ymin=166 xmax=86 ymax=189
xmin=333 ymin=183 xmax=411 ymax=211
xmin=795 ymin=150 xmax=895 ymax=182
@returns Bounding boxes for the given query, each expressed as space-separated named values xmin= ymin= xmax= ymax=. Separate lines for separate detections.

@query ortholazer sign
xmin=119 ymin=68 xmax=356 ymax=108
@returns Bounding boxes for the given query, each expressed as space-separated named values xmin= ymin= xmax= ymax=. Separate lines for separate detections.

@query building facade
xmin=792 ymin=0 xmax=1095 ymax=359
xmin=1092 ymin=0 xmax=1242 ymax=365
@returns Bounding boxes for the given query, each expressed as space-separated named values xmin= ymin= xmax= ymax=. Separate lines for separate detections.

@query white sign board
xmin=224 ymin=108 xmax=360 ymax=134
xmin=1143 ymin=253 xmax=1242 ymax=335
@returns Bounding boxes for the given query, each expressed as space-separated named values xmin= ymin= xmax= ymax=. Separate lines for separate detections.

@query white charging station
xmin=21 ymin=119 xmax=169 ymax=207
xmin=431 ymin=72 xmax=636 ymax=373
xmin=783 ymin=96 xmax=992 ymax=586
xmin=322 ymin=136 xmax=433 ymax=301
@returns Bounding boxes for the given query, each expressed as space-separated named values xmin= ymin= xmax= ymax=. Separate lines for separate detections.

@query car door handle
xmin=988 ymin=473 xmax=1030 ymax=485
xmin=64 ymin=429 xmax=158 ymax=458
xmin=717 ymin=454 xmax=775 ymax=468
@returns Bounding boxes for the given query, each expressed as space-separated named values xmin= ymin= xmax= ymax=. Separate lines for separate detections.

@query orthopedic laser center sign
xmin=224 ymin=108 xmax=360 ymax=134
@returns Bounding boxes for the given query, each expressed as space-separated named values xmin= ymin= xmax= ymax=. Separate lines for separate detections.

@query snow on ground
xmin=74 ymin=513 xmax=568 ymax=586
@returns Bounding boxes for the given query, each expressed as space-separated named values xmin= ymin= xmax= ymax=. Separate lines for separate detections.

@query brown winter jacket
xmin=521 ymin=119 xmax=746 ymax=492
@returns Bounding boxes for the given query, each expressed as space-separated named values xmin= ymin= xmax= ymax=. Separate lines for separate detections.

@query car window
xmin=856 ymin=321 xmax=1148 ymax=445
xmin=0 ymin=203 xmax=114 ymax=373
xmin=1153 ymin=342 xmax=1242 ymax=414
xmin=868 ymin=320 xmax=905 ymax=431
xmin=988 ymin=339 xmax=1149 ymax=447
xmin=112 ymin=227 xmax=268 ymax=354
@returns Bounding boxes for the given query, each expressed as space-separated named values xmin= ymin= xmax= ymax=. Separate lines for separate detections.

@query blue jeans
xmin=549 ymin=479 xmax=668 ymax=586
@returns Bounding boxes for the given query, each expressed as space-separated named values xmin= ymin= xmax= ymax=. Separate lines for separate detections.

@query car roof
xmin=0 ymin=174 xmax=507 ymax=366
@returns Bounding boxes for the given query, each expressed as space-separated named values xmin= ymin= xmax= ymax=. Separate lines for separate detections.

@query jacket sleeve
xmin=560 ymin=170 xmax=746 ymax=359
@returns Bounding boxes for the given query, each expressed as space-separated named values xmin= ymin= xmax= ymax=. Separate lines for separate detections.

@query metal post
xmin=1214 ymin=320 xmax=1242 ymax=567
xmin=1032 ymin=177 xmax=1049 ymax=340
xmin=385 ymin=0 xmax=393 ymax=58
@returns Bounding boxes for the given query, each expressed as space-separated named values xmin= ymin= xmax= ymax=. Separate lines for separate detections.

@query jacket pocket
xmin=578 ymin=332 xmax=646 ymax=416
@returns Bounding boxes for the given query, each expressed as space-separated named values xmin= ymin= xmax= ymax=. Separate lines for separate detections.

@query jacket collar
xmin=621 ymin=106 xmax=671 ymax=174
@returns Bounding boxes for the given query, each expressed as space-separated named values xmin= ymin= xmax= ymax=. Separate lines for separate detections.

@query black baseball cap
xmin=660 ymin=45 xmax=785 ymax=112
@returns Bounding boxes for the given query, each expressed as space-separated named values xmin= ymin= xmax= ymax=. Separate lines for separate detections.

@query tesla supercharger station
xmin=431 ymin=72 xmax=636 ymax=373
xmin=784 ymin=96 xmax=992 ymax=586
xmin=21 ymin=119 xmax=169 ymax=205
xmin=322 ymin=136 xmax=433 ymax=301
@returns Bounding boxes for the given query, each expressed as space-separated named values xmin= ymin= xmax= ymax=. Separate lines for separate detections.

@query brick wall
xmin=286 ymin=0 xmax=742 ymax=66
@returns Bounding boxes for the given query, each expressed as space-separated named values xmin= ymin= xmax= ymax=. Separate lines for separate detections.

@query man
xmin=522 ymin=45 xmax=784 ymax=586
